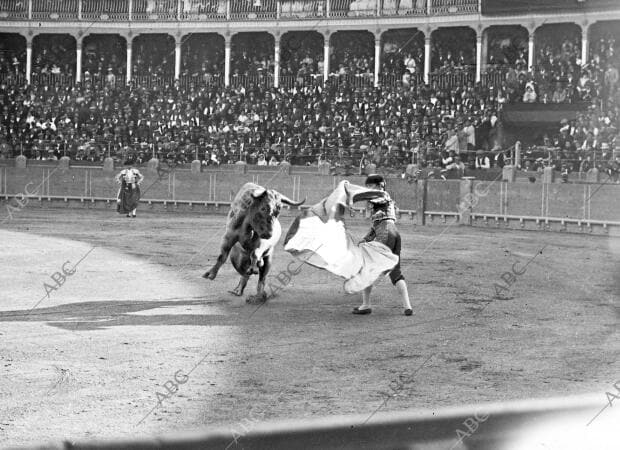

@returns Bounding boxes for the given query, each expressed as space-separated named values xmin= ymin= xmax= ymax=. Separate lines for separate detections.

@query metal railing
xmin=4 ymin=137 xmax=117 ymax=159
xmin=0 ymin=0 xmax=481 ymax=21
xmin=0 ymin=0 xmax=28 ymax=19
xmin=280 ymin=0 xmax=326 ymax=19
xmin=330 ymin=0 xmax=377 ymax=17
xmin=179 ymin=0 xmax=227 ymax=21
xmin=429 ymin=67 xmax=475 ymax=88
xmin=0 ymin=71 xmax=225 ymax=89
xmin=481 ymin=65 xmax=509 ymax=87
xmin=430 ymin=0 xmax=478 ymax=15
xmin=31 ymin=0 xmax=79 ymax=20
xmin=229 ymin=0 xmax=278 ymax=20
xmin=279 ymin=73 xmax=325 ymax=89
xmin=379 ymin=72 xmax=425 ymax=86
xmin=327 ymin=72 xmax=375 ymax=87
xmin=0 ymin=67 xmax=585 ymax=94
xmin=0 ymin=72 xmax=28 ymax=85
xmin=230 ymin=72 xmax=275 ymax=88
xmin=130 ymin=74 xmax=175 ymax=86
xmin=1 ymin=65 xmax=613 ymax=100
xmin=82 ymin=0 xmax=130 ymax=20
xmin=381 ymin=0 xmax=427 ymax=16
xmin=177 ymin=73 xmax=224 ymax=88
xmin=14 ymin=73 xmax=76 ymax=86
xmin=132 ymin=0 xmax=178 ymax=20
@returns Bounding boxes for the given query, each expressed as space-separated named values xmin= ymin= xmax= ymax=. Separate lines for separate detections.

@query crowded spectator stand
xmin=0 ymin=4 xmax=619 ymax=183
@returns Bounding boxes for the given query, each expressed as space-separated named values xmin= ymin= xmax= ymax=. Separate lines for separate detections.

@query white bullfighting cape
xmin=284 ymin=181 xmax=398 ymax=293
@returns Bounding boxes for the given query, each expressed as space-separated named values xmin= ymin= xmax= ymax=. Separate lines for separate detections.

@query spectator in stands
xmin=464 ymin=117 xmax=475 ymax=152
xmin=523 ymin=81 xmax=538 ymax=103
xmin=441 ymin=150 xmax=454 ymax=169
xmin=474 ymin=150 xmax=491 ymax=169
xmin=605 ymin=63 xmax=619 ymax=94
xmin=551 ymin=82 xmax=568 ymax=103
xmin=444 ymin=128 xmax=458 ymax=153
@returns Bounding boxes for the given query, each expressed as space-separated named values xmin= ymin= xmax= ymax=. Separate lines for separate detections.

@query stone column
xmin=26 ymin=36 xmax=33 ymax=84
xmin=323 ymin=31 xmax=330 ymax=83
xmin=174 ymin=35 xmax=182 ymax=80
xmin=374 ymin=31 xmax=381 ymax=87
xmin=481 ymin=27 xmax=489 ymax=72
xmin=126 ymin=36 xmax=133 ymax=83
xmin=527 ymin=31 xmax=535 ymax=72
xmin=76 ymin=37 xmax=83 ymax=83
xmin=224 ymin=34 xmax=231 ymax=87
xmin=475 ymin=33 xmax=482 ymax=82
xmin=274 ymin=34 xmax=280 ymax=88
xmin=581 ymin=22 xmax=589 ymax=65
xmin=424 ymin=34 xmax=431 ymax=84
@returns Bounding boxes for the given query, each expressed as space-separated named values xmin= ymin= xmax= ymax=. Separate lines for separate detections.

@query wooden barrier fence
xmin=1 ymin=165 xmax=619 ymax=234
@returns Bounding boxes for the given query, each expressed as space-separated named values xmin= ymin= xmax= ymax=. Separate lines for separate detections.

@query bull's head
xmin=249 ymin=187 xmax=305 ymax=239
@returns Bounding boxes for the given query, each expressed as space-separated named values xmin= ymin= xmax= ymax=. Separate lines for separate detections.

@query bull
xmin=203 ymin=183 xmax=305 ymax=303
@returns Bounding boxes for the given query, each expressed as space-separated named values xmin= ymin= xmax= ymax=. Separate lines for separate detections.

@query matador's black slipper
xmin=404 ymin=309 xmax=413 ymax=316
xmin=353 ymin=307 xmax=372 ymax=315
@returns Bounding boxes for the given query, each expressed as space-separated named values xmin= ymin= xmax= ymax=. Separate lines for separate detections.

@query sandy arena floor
xmin=0 ymin=208 xmax=619 ymax=448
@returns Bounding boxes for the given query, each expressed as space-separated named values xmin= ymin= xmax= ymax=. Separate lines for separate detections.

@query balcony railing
xmin=0 ymin=0 xmax=479 ymax=21
xmin=230 ymin=72 xmax=275 ymax=88
xmin=429 ymin=66 xmax=475 ymax=88
xmin=430 ymin=0 xmax=478 ymax=15
xmin=82 ymin=0 xmax=130 ymax=20
xmin=31 ymin=0 xmax=78 ymax=20
xmin=0 ymin=0 xmax=28 ymax=19
xmin=330 ymin=0 xmax=376 ymax=17
xmin=229 ymin=0 xmax=278 ymax=20
xmin=381 ymin=0 xmax=428 ymax=17
xmin=279 ymin=0 xmax=326 ymax=19
xmin=179 ymin=0 xmax=227 ymax=21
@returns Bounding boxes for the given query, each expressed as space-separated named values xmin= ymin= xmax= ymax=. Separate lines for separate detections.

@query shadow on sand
xmin=0 ymin=297 xmax=235 ymax=330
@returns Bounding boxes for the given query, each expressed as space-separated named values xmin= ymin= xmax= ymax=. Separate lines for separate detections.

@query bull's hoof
xmin=229 ymin=288 xmax=244 ymax=296
xmin=203 ymin=270 xmax=217 ymax=280
xmin=246 ymin=292 xmax=267 ymax=304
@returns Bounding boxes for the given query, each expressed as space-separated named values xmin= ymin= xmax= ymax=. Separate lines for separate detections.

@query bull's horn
xmin=279 ymin=193 xmax=306 ymax=206
xmin=251 ymin=187 xmax=267 ymax=198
